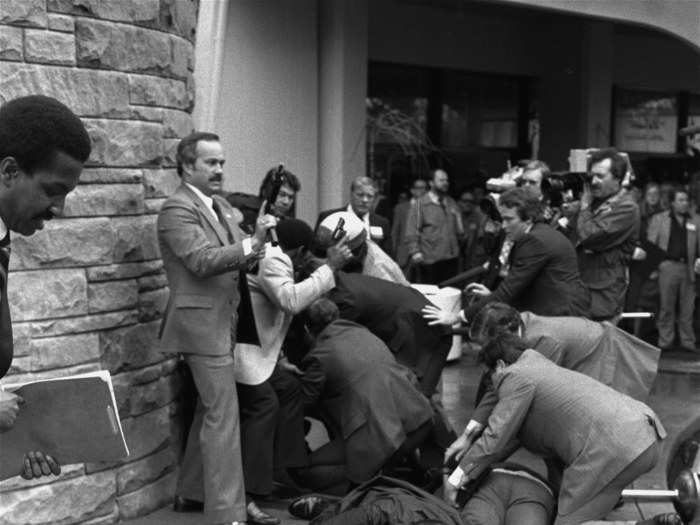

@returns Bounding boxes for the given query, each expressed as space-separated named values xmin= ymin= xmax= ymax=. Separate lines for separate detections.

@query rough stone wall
xmin=0 ymin=1 xmax=197 ymax=523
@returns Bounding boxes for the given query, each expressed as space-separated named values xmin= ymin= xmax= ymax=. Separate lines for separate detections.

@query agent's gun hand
xmin=326 ymin=234 xmax=352 ymax=271
xmin=464 ymin=282 xmax=491 ymax=297
xmin=253 ymin=200 xmax=277 ymax=251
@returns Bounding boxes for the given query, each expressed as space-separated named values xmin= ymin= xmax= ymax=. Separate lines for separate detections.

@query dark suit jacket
xmin=327 ymin=272 xmax=452 ymax=395
xmin=460 ymin=350 xmax=665 ymax=515
xmin=0 ymin=245 xmax=12 ymax=379
xmin=316 ymin=207 xmax=392 ymax=255
xmin=465 ymin=222 xmax=590 ymax=319
xmin=299 ymin=319 xmax=433 ymax=483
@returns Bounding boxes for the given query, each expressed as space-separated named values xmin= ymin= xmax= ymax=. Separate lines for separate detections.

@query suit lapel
xmin=180 ymin=185 xmax=230 ymax=246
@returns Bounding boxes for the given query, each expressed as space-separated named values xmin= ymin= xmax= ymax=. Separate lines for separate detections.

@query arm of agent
xmin=0 ymin=388 xmax=61 ymax=479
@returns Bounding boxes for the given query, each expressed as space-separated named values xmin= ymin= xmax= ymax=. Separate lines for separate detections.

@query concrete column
xmin=581 ymin=21 xmax=614 ymax=148
xmin=318 ymin=0 xmax=369 ymax=211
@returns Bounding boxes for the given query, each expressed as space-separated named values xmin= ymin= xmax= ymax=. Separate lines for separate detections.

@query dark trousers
xmin=237 ymin=366 xmax=308 ymax=496
xmin=417 ymin=257 xmax=459 ymax=285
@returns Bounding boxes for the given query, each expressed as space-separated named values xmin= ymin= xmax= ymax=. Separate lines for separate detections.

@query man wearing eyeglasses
xmin=315 ymin=176 xmax=392 ymax=256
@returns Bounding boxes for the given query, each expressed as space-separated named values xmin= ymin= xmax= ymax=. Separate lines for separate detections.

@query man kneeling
xmin=293 ymin=298 xmax=435 ymax=494
xmin=446 ymin=332 xmax=666 ymax=525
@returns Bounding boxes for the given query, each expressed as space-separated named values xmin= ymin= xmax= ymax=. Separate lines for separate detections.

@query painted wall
xmin=215 ymin=0 xmax=319 ymax=224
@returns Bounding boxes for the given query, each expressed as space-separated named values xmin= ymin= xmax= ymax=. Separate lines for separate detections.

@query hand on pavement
xmin=22 ymin=451 xmax=60 ymax=479
xmin=0 ymin=390 xmax=22 ymax=433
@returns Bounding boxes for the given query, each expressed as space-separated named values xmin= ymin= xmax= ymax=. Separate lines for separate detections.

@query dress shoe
xmin=173 ymin=495 xmax=204 ymax=513
xmin=246 ymin=500 xmax=280 ymax=525
xmin=651 ymin=513 xmax=683 ymax=525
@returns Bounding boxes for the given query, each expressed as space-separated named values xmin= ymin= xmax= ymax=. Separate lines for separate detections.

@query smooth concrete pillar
xmin=318 ymin=0 xmax=369 ymax=211
xmin=581 ymin=21 xmax=614 ymax=148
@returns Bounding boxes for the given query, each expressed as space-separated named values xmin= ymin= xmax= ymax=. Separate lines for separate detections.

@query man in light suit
xmin=235 ymin=219 xmax=351 ymax=505
xmin=445 ymin=332 xmax=666 ymax=525
xmin=647 ymin=187 xmax=700 ymax=351
xmin=157 ymin=131 xmax=276 ymax=525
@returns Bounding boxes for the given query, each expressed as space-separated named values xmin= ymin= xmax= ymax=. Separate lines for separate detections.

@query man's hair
xmin=498 ymin=187 xmax=543 ymax=222
xmin=480 ymin=331 xmax=528 ymax=369
xmin=305 ymin=298 xmax=339 ymax=335
xmin=670 ymin=186 xmax=689 ymax=204
xmin=276 ymin=219 xmax=313 ymax=251
xmin=469 ymin=302 xmax=523 ymax=343
xmin=588 ymin=148 xmax=628 ymax=181
xmin=350 ymin=176 xmax=377 ymax=193
xmin=176 ymin=131 xmax=220 ymax=176
xmin=430 ymin=168 xmax=447 ymax=181
xmin=0 ymin=95 xmax=91 ymax=173
xmin=259 ymin=166 xmax=301 ymax=199
xmin=523 ymin=160 xmax=551 ymax=180
xmin=412 ymin=178 xmax=428 ymax=189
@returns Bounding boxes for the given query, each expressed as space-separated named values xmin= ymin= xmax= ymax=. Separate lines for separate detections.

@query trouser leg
xmin=678 ymin=271 xmax=696 ymax=349
xmin=269 ymin=366 xmax=309 ymax=470
xmin=657 ymin=261 xmax=680 ymax=348
xmin=554 ymin=442 xmax=660 ymax=525
xmin=237 ymin=380 xmax=279 ymax=497
xmin=178 ymin=353 xmax=247 ymax=523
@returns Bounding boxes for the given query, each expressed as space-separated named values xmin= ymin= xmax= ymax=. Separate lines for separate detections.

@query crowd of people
xmin=0 ymin=95 xmax=690 ymax=525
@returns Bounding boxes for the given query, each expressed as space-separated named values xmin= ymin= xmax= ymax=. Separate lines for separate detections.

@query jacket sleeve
xmin=576 ymin=200 xmax=639 ymax=252
xmin=490 ymin=235 xmax=549 ymax=304
xmin=404 ymin=200 xmax=421 ymax=256
xmin=471 ymin=386 xmax=498 ymax=426
xmin=157 ymin=201 xmax=249 ymax=278
xmin=299 ymin=355 xmax=326 ymax=408
xmin=258 ymin=252 xmax=336 ymax=314
xmin=459 ymin=372 xmax=535 ymax=480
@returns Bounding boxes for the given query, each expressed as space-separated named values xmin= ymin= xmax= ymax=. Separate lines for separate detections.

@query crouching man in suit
xmin=445 ymin=332 xmax=666 ymax=525
xmin=157 ymin=132 xmax=276 ymax=525
xmin=292 ymin=298 xmax=435 ymax=494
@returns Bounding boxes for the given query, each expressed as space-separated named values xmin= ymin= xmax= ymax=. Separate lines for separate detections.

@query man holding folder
xmin=0 ymin=95 xmax=92 ymax=478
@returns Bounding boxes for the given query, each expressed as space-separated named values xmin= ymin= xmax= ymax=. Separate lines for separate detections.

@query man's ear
xmin=0 ymin=157 xmax=20 ymax=186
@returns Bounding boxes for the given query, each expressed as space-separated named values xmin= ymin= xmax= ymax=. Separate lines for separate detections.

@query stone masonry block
xmin=64 ymin=184 xmax=145 ymax=217
xmin=24 ymin=29 xmax=76 ymax=65
xmin=138 ymin=287 xmax=168 ymax=322
xmin=144 ymin=198 xmax=166 ymax=214
xmin=137 ymin=274 xmax=167 ymax=292
xmin=9 ymin=218 xmax=115 ymax=270
xmin=19 ymin=333 xmax=101 ymax=372
xmin=100 ymin=320 xmax=162 ymax=373
xmin=0 ymin=0 xmax=47 ymax=28
xmin=0 ymin=470 xmax=115 ymax=525
xmin=117 ymin=469 xmax=176 ymax=520
xmin=11 ymin=323 xmax=32 ymax=357
xmin=143 ymin=169 xmax=179 ymax=199
xmin=128 ymin=74 xmax=187 ymax=110
xmin=115 ymin=446 xmax=176 ymax=495
xmin=48 ymin=13 xmax=74 ymax=32
xmin=110 ymin=215 xmax=160 ymax=263
xmin=128 ymin=105 xmax=163 ymax=123
xmin=0 ymin=463 xmax=84 ymax=493
xmin=27 ymin=310 xmax=138 ymax=338
xmin=118 ymin=405 xmax=172 ymax=462
xmin=48 ymin=0 xmax=160 ymax=27
xmin=86 ymin=260 xmax=162 ymax=282
xmin=0 ymin=26 xmax=23 ymax=61
xmin=161 ymin=109 xmax=193 ymax=139
xmin=76 ymin=18 xmax=188 ymax=78
xmin=113 ymin=370 xmax=180 ymax=418
xmin=79 ymin=168 xmax=143 ymax=185
xmin=159 ymin=0 xmax=197 ymax=41
xmin=84 ymin=119 xmax=163 ymax=167
xmin=0 ymin=63 xmax=130 ymax=118
xmin=88 ymin=279 xmax=139 ymax=314
xmin=8 ymin=269 xmax=87 ymax=322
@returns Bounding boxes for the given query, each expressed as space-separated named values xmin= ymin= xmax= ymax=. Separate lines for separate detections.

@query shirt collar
xmin=347 ymin=203 xmax=370 ymax=225
xmin=186 ymin=183 xmax=215 ymax=217
xmin=0 ymin=216 xmax=7 ymax=240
